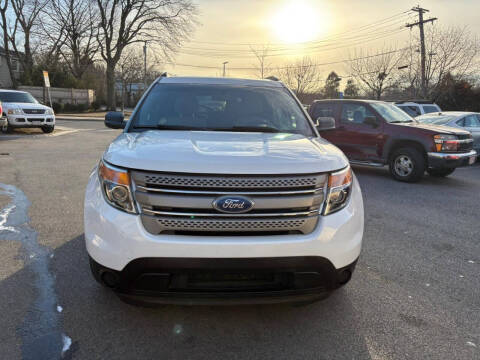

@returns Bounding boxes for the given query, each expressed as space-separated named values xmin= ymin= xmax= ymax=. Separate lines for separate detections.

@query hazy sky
xmin=162 ymin=0 xmax=480 ymax=81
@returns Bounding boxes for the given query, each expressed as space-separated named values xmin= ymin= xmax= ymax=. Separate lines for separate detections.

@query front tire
xmin=389 ymin=147 xmax=426 ymax=182
xmin=427 ymin=168 xmax=455 ymax=177
xmin=41 ymin=125 xmax=54 ymax=134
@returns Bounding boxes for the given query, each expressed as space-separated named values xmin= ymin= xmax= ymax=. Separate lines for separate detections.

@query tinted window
xmin=340 ymin=103 xmax=376 ymax=124
xmin=397 ymin=105 xmax=421 ymax=117
xmin=0 ymin=91 xmax=38 ymax=103
xmin=463 ymin=114 xmax=480 ymax=127
xmin=311 ymin=103 xmax=335 ymax=119
xmin=131 ymin=84 xmax=314 ymax=136
xmin=422 ymin=105 xmax=439 ymax=114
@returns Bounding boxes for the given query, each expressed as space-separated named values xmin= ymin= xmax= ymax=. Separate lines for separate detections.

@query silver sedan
xmin=416 ymin=111 xmax=480 ymax=154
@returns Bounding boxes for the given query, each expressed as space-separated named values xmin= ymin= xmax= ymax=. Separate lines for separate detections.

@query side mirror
xmin=364 ymin=116 xmax=379 ymax=128
xmin=105 ymin=111 xmax=126 ymax=129
xmin=316 ymin=116 xmax=336 ymax=131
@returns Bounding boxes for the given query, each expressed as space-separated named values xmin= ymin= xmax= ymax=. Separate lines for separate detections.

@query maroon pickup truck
xmin=309 ymin=99 xmax=477 ymax=182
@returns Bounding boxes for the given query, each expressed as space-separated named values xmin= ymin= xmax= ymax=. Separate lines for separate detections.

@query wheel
xmin=1 ymin=120 xmax=12 ymax=133
xmin=427 ymin=168 xmax=455 ymax=177
xmin=389 ymin=147 xmax=426 ymax=182
xmin=41 ymin=125 xmax=54 ymax=133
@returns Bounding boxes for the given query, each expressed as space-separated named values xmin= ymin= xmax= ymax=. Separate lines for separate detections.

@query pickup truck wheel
xmin=427 ymin=168 xmax=455 ymax=177
xmin=389 ymin=147 xmax=425 ymax=182
xmin=41 ymin=125 xmax=54 ymax=134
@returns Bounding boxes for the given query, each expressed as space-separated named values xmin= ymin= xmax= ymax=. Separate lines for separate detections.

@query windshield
xmin=0 ymin=91 xmax=38 ymax=103
xmin=417 ymin=115 xmax=456 ymax=125
xmin=371 ymin=102 xmax=415 ymax=123
xmin=129 ymin=83 xmax=314 ymax=136
xmin=422 ymin=105 xmax=440 ymax=114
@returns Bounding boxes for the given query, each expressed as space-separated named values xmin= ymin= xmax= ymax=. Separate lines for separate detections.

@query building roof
xmin=157 ymin=76 xmax=284 ymax=88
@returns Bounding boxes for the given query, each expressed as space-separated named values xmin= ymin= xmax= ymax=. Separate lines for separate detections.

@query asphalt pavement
xmin=0 ymin=120 xmax=479 ymax=360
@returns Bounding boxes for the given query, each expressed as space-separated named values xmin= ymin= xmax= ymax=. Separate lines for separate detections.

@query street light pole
xmin=143 ymin=41 xmax=147 ymax=88
xmin=222 ymin=61 xmax=228 ymax=77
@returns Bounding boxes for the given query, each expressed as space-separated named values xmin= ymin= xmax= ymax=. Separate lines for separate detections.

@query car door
xmin=335 ymin=102 xmax=384 ymax=161
xmin=309 ymin=101 xmax=354 ymax=156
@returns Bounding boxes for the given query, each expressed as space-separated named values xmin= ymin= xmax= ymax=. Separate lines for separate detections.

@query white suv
xmin=395 ymin=101 xmax=441 ymax=118
xmin=0 ymin=90 xmax=55 ymax=133
xmin=84 ymin=76 xmax=364 ymax=305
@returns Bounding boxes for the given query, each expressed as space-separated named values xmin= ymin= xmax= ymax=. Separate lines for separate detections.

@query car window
xmin=0 ymin=91 xmax=38 ymax=103
xmin=422 ymin=105 xmax=439 ymax=114
xmin=371 ymin=102 xmax=413 ymax=123
xmin=463 ymin=114 xmax=480 ymax=127
xmin=311 ymin=103 xmax=335 ymax=119
xmin=130 ymin=83 xmax=314 ymax=136
xmin=398 ymin=105 xmax=421 ymax=117
xmin=340 ymin=103 xmax=376 ymax=125
xmin=456 ymin=119 xmax=465 ymax=126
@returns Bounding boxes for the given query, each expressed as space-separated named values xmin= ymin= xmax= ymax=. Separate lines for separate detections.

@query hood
xmin=103 ymin=131 xmax=348 ymax=174
xmin=2 ymin=102 xmax=51 ymax=110
xmin=396 ymin=122 xmax=470 ymax=136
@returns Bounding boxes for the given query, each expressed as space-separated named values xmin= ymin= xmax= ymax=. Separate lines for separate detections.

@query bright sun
xmin=270 ymin=1 xmax=326 ymax=43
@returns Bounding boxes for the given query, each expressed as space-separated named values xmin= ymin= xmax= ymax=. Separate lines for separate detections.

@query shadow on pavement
xmin=43 ymin=234 xmax=374 ymax=360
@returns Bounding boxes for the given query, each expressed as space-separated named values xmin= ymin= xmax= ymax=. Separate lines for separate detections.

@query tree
xmin=403 ymin=25 xmax=480 ymax=99
xmin=0 ymin=0 xmax=17 ymax=88
xmin=346 ymin=46 xmax=403 ymax=99
xmin=9 ymin=0 xmax=47 ymax=84
xmin=276 ymin=56 xmax=322 ymax=100
xmin=40 ymin=0 xmax=100 ymax=80
xmin=324 ymin=71 xmax=340 ymax=98
xmin=95 ymin=0 xmax=197 ymax=110
xmin=250 ymin=44 xmax=271 ymax=79
xmin=344 ymin=79 xmax=359 ymax=98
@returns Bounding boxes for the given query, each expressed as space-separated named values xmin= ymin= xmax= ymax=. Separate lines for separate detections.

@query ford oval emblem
xmin=212 ymin=196 xmax=254 ymax=214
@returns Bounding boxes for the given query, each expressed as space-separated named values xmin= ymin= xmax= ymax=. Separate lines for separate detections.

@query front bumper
xmin=0 ymin=117 xmax=6 ymax=127
xmin=90 ymin=255 xmax=358 ymax=305
xmin=427 ymin=150 xmax=477 ymax=168
xmin=7 ymin=114 xmax=55 ymax=127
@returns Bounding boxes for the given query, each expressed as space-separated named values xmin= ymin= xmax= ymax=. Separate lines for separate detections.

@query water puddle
xmin=0 ymin=183 xmax=71 ymax=359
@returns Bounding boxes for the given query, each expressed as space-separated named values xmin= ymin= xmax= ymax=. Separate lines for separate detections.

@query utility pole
xmin=406 ymin=6 xmax=437 ymax=98
xmin=143 ymin=41 xmax=147 ymax=88
xmin=222 ymin=61 xmax=228 ymax=77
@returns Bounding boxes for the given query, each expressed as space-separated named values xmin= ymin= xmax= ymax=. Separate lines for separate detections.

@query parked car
xmin=416 ymin=112 xmax=480 ymax=156
xmin=84 ymin=76 xmax=364 ymax=305
xmin=0 ymin=101 xmax=5 ymax=130
xmin=308 ymin=99 xmax=476 ymax=182
xmin=0 ymin=90 xmax=55 ymax=133
xmin=395 ymin=100 xmax=441 ymax=117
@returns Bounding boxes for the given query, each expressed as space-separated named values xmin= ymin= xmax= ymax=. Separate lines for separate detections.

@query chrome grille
xmin=23 ymin=109 xmax=45 ymax=114
xmin=131 ymin=171 xmax=327 ymax=235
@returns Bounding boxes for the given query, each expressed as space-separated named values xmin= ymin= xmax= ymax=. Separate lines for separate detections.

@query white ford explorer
xmin=0 ymin=90 xmax=55 ymax=133
xmin=84 ymin=76 xmax=364 ymax=305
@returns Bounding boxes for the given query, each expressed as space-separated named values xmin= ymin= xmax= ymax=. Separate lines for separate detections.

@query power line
xmin=177 ymin=28 xmax=410 ymax=60
xmin=165 ymin=47 xmax=411 ymax=71
xmin=185 ymin=10 xmax=413 ymax=47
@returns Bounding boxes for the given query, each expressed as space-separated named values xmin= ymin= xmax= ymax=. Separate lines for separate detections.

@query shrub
xmin=76 ymin=103 xmax=87 ymax=112
xmin=90 ymin=100 xmax=100 ymax=111
xmin=52 ymin=102 xmax=64 ymax=113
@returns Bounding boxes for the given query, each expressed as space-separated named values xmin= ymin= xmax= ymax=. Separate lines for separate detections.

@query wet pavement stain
xmin=0 ymin=183 xmax=72 ymax=359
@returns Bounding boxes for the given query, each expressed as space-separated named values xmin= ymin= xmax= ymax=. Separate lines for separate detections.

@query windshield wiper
xmin=214 ymin=126 xmax=281 ymax=133
xmin=390 ymin=120 xmax=414 ymax=123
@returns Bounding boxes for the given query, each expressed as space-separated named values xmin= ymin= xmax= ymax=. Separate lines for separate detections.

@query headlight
xmin=7 ymin=108 xmax=23 ymax=115
xmin=46 ymin=108 xmax=54 ymax=115
xmin=323 ymin=166 xmax=353 ymax=215
xmin=98 ymin=160 xmax=137 ymax=214
xmin=434 ymin=134 xmax=460 ymax=152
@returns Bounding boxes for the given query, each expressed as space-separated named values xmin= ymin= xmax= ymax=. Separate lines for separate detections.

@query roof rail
xmin=265 ymin=76 xmax=279 ymax=81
